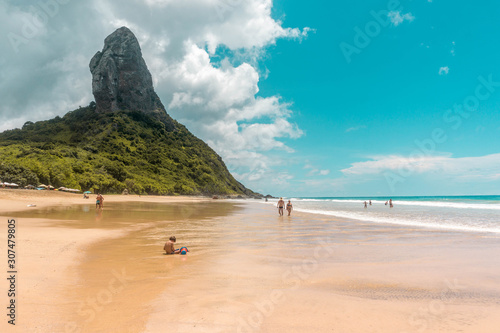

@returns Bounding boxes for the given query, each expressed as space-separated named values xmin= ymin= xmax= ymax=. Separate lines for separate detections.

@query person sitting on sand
xmin=277 ymin=197 xmax=285 ymax=216
xmin=163 ymin=236 xmax=189 ymax=255
xmin=286 ymin=200 xmax=293 ymax=216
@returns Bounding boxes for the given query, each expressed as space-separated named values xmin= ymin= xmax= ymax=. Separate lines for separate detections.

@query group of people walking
xmin=276 ymin=197 xmax=293 ymax=216
xmin=275 ymin=197 xmax=394 ymax=216
xmin=364 ymin=199 xmax=393 ymax=208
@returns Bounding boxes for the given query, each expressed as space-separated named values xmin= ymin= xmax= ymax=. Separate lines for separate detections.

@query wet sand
xmin=1 ymin=190 xmax=499 ymax=332
xmin=0 ymin=190 xmax=210 ymax=332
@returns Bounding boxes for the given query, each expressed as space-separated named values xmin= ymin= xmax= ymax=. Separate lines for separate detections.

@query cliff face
xmin=89 ymin=27 xmax=174 ymax=130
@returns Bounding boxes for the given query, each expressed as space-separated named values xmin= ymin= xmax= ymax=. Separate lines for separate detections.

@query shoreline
xmin=1 ymin=190 xmax=499 ymax=332
xmin=260 ymin=197 xmax=500 ymax=235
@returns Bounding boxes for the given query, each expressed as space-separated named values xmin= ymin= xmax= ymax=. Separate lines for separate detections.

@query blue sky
xmin=1 ymin=0 xmax=500 ymax=197
xmin=251 ymin=0 xmax=500 ymax=196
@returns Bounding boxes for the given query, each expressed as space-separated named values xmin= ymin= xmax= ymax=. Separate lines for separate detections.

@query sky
xmin=1 ymin=0 xmax=500 ymax=197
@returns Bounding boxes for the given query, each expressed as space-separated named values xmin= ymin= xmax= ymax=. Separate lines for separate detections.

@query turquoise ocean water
xmin=263 ymin=196 xmax=500 ymax=234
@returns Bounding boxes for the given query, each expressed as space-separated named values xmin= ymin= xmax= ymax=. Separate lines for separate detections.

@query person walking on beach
xmin=389 ymin=199 xmax=393 ymax=208
xmin=96 ymin=193 xmax=104 ymax=209
xmin=286 ymin=200 xmax=293 ymax=216
xmin=364 ymin=201 xmax=367 ymax=208
xmin=164 ymin=236 xmax=189 ymax=255
xmin=277 ymin=197 xmax=285 ymax=216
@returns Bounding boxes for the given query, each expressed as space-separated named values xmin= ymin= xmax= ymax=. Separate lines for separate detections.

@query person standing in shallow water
xmin=96 ymin=194 xmax=102 ymax=209
xmin=286 ymin=200 xmax=293 ymax=216
xmin=277 ymin=197 xmax=285 ymax=216
xmin=364 ymin=201 xmax=367 ymax=208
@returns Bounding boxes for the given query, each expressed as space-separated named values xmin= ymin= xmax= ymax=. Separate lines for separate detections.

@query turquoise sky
xmin=250 ymin=0 xmax=500 ymax=196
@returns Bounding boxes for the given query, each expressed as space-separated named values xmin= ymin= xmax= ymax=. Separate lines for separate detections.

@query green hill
xmin=0 ymin=103 xmax=256 ymax=196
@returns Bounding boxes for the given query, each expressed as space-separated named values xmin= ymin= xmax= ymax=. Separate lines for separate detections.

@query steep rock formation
xmin=89 ymin=27 xmax=174 ymax=130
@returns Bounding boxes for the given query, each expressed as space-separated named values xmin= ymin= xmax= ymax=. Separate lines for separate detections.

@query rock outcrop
xmin=89 ymin=27 xmax=174 ymax=130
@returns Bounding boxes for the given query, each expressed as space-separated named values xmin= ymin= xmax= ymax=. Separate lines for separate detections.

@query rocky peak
xmin=89 ymin=27 xmax=174 ymax=129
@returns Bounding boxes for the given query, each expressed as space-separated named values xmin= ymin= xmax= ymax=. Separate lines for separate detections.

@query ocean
xmin=264 ymin=196 xmax=500 ymax=234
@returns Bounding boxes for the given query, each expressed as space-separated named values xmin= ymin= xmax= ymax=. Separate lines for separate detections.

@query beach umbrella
xmin=84 ymin=191 xmax=92 ymax=194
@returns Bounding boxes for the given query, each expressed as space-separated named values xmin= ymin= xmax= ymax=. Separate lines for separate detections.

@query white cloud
xmin=345 ymin=125 xmax=366 ymax=133
xmin=388 ymin=11 xmax=415 ymax=26
xmin=304 ymin=163 xmax=330 ymax=177
xmin=341 ymin=153 xmax=500 ymax=182
xmin=295 ymin=153 xmax=500 ymax=196
xmin=165 ymin=47 xmax=303 ymax=143
xmin=439 ymin=66 xmax=450 ymax=75
xmin=166 ymin=43 xmax=259 ymax=116
xmin=158 ymin=39 xmax=304 ymax=183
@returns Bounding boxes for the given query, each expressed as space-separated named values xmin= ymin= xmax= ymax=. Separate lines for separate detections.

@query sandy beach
xmin=1 ymin=189 xmax=499 ymax=332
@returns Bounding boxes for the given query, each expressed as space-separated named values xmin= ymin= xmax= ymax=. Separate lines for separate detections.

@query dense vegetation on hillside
xmin=0 ymin=104 xmax=255 ymax=196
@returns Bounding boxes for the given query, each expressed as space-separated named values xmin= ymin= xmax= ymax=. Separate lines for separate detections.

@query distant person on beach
xmin=385 ymin=201 xmax=388 ymax=206
xmin=369 ymin=200 xmax=372 ymax=206
xmin=164 ymin=236 xmax=189 ymax=255
xmin=286 ymin=200 xmax=293 ymax=216
xmin=96 ymin=193 xmax=104 ymax=209
xmin=364 ymin=201 xmax=367 ymax=208
xmin=277 ymin=197 xmax=285 ymax=216
xmin=389 ymin=199 xmax=393 ymax=208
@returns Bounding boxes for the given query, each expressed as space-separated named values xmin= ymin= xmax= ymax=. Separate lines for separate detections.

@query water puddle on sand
xmin=11 ymin=201 xmax=246 ymax=332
